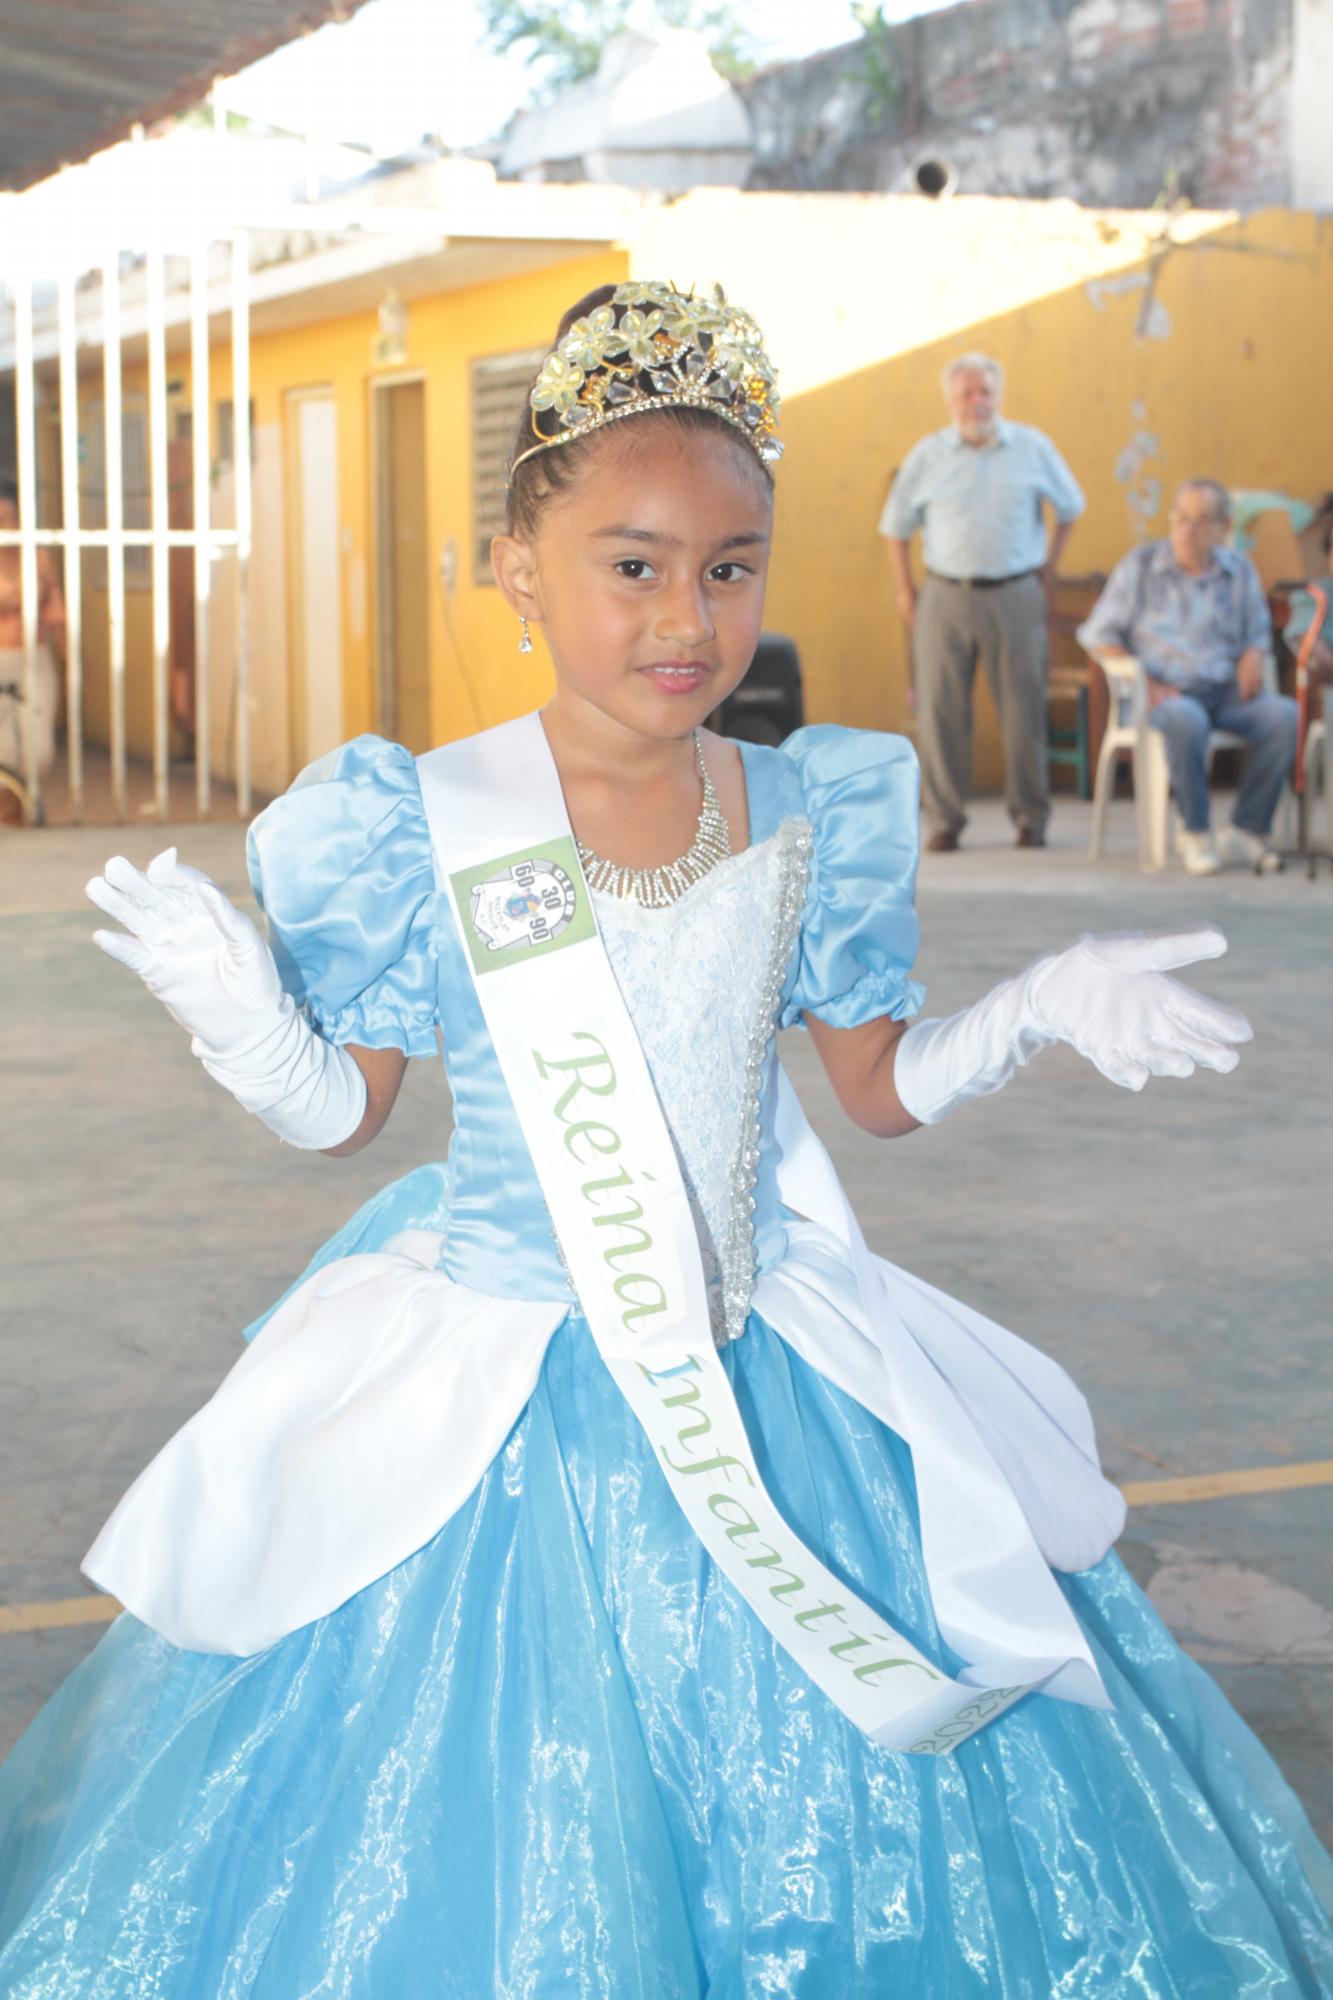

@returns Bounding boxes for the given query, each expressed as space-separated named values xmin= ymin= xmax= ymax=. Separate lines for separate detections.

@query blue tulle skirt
xmin=2 ymin=1174 xmax=1330 ymax=1997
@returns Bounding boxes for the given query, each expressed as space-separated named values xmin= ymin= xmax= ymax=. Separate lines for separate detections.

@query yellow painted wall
xmin=75 ymin=248 xmax=627 ymax=794
xmin=400 ymin=250 xmax=629 ymax=748
xmin=221 ymin=247 xmax=626 ymax=777
xmin=630 ymin=196 xmax=1333 ymax=786
xmin=70 ymin=197 xmax=1333 ymax=798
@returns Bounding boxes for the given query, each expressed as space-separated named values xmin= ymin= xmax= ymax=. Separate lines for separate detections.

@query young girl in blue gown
xmin=1 ymin=282 xmax=1330 ymax=1998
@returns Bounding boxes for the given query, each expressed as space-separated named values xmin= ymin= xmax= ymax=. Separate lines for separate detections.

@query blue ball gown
xmin=1 ymin=728 xmax=1329 ymax=1998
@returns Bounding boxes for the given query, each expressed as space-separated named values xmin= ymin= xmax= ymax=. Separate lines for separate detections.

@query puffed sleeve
xmin=779 ymin=724 xmax=926 ymax=1030
xmin=245 ymin=735 xmax=441 ymax=1056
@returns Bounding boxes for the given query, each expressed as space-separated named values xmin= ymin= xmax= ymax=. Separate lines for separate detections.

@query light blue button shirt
xmin=1079 ymin=541 xmax=1272 ymax=690
xmin=879 ymin=419 xmax=1085 ymax=579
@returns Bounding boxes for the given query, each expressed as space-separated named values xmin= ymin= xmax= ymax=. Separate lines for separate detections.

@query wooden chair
xmin=1046 ymin=572 xmax=1108 ymax=800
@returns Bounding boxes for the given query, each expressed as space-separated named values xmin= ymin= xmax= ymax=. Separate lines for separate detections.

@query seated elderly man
xmin=1081 ymin=479 xmax=1297 ymax=874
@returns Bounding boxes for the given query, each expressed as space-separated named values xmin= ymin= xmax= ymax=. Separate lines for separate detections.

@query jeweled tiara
xmin=509 ymin=281 xmax=782 ymax=476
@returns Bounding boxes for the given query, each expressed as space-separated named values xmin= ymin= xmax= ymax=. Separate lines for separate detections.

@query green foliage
xmin=658 ymin=0 xmax=758 ymax=82
xmin=1150 ymin=165 xmax=1191 ymax=216
xmin=852 ymin=2 xmax=901 ymax=123
xmin=479 ymin=0 xmax=760 ymax=95
xmin=480 ymin=1 xmax=615 ymax=91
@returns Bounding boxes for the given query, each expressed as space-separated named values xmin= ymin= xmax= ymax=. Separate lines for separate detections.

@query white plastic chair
xmin=1083 ymin=646 xmax=1294 ymax=870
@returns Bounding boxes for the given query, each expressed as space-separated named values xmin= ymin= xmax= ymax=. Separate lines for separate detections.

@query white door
xmin=288 ymin=389 xmax=343 ymax=769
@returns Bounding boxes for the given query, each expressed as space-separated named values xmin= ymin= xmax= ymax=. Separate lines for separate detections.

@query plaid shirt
xmin=1081 ymin=541 xmax=1272 ymax=690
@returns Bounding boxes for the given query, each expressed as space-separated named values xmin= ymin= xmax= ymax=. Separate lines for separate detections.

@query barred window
xmin=215 ymin=397 xmax=256 ymax=468
xmin=471 ymin=349 xmax=544 ymax=585
xmin=80 ymin=399 xmax=150 ymax=588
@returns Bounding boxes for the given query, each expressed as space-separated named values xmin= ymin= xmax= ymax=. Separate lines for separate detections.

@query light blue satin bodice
xmin=247 ymin=726 xmax=924 ymax=1323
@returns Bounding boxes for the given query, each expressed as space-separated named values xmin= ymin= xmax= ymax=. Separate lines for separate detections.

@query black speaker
xmin=711 ymin=633 xmax=804 ymax=746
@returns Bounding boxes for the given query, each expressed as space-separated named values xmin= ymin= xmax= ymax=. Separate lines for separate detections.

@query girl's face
xmin=495 ymin=422 xmax=773 ymax=743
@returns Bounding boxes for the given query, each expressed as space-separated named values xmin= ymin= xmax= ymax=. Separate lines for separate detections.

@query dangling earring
xmin=518 ymin=616 xmax=533 ymax=655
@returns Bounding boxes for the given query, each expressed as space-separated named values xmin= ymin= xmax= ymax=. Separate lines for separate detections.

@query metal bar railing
xmin=12 ymin=269 xmax=41 ymax=816
xmin=0 ymin=529 xmax=241 ymax=549
xmin=101 ymin=253 xmax=127 ymax=822
xmin=190 ymin=247 xmax=213 ymax=817
xmin=0 ymin=214 xmax=388 ymax=824
xmin=57 ymin=267 xmax=84 ymax=822
xmin=146 ymin=245 xmax=170 ymax=820
xmin=231 ymin=230 xmax=252 ymax=818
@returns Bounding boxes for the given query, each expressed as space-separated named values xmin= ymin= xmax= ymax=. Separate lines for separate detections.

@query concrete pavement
xmin=2 ymin=787 xmax=1330 ymax=1840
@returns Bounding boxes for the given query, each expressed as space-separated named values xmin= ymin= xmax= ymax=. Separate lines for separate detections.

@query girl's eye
xmin=709 ymin=562 xmax=751 ymax=584
xmin=613 ymin=558 xmax=657 ymax=581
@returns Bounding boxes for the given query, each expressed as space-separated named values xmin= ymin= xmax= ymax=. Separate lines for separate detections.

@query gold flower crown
xmin=509 ymin=280 xmax=782 ymax=476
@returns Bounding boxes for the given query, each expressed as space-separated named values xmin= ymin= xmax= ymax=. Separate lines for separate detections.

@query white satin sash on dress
xmin=412 ymin=714 xmax=1110 ymax=1752
xmin=764 ymin=1071 xmax=1125 ymax=1711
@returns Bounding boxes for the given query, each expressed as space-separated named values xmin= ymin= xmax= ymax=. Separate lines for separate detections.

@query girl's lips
xmin=638 ymin=662 xmax=711 ymax=693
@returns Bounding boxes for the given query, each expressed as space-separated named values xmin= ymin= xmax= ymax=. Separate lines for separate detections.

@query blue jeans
xmin=1148 ymin=681 xmax=1298 ymax=835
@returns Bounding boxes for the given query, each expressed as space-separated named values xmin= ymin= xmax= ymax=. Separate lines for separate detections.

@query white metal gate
xmin=2 ymin=231 xmax=253 ymax=823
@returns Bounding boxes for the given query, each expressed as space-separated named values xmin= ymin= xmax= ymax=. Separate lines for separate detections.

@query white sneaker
xmin=1177 ymin=829 xmax=1221 ymax=876
xmin=1218 ymin=823 xmax=1281 ymax=873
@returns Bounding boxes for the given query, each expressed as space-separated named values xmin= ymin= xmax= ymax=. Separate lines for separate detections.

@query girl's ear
xmin=490 ymin=534 xmax=542 ymax=620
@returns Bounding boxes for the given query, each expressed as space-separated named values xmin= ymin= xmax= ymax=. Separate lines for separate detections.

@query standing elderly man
xmin=881 ymin=354 xmax=1085 ymax=851
xmin=1080 ymin=479 xmax=1297 ymax=875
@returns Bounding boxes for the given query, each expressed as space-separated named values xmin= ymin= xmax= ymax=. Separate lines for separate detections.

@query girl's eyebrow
xmin=590 ymin=526 xmax=770 ymax=550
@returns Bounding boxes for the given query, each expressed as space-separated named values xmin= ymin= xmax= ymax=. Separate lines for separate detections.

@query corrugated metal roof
xmin=0 ymin=0 xmax=375 ymax=192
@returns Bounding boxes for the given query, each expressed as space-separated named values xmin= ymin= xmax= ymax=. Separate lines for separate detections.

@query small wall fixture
xmin=914 ymin=159 xmax=957 ymax=198
xmin=373 ymin=289 xmax=409 ymax=367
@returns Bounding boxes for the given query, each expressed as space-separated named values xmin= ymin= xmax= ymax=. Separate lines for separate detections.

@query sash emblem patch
xmin=450 ymin=835 xmax=595 ymax=975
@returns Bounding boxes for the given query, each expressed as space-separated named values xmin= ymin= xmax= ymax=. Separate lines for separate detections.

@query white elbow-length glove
xmin=87 ymin=848 xmax=367 ymax=1149
xmin=893 ymin=927 xmax=1252 ymax=1126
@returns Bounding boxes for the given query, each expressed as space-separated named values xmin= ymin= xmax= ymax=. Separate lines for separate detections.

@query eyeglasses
xmin=1169 ymin=511 xmax=1224 ymax=528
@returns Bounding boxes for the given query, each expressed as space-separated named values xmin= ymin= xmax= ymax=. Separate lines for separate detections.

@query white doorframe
xmin=370 ymin=369 xmax=428 ymax=743
xmin=285 ymin=385 xmax=343 ymax=774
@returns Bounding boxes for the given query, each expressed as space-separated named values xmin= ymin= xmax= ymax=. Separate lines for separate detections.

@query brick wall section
xmin=740 ymin=0 xmax=1295 ymax=210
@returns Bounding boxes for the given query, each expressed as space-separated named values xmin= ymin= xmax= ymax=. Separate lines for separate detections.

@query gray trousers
xmin=914 ymin=572 xmax=1049 ymax=835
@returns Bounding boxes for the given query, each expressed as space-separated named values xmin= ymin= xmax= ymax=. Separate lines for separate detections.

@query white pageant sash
xmin=418 ymin=714 xmax=1091 ymax=1755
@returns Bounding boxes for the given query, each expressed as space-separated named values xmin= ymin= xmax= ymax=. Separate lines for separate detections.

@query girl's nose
xmin=656 ymin=579 xmax=715 ymax=648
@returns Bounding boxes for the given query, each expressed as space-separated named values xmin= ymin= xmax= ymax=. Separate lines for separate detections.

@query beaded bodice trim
xmin=718 ymin=817 xmax=811 ymax=1343
xmin=591 ymin=815 xmax=812 ymax=1348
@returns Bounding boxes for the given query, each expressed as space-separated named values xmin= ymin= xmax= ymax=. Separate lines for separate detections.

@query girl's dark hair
xmin=0 ymin=478 xmax=18 ymax=509
xmin=504 ymin=283 xmax=774 ymax=538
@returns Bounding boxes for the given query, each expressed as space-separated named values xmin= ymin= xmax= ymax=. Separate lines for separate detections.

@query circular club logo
xmin=470 ymin=856 xmax=578 ymax=953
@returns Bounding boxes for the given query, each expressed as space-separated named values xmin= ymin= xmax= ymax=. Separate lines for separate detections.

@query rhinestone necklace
xmin=576 ymin=733 xmax=732 ymax=908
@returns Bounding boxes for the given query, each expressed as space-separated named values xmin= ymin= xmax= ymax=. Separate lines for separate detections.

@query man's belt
xmin=926 ymin=568 xmax=1039 ymax=589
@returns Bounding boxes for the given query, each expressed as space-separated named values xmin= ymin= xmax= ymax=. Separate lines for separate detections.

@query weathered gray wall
xmin=740 ymin=0 xmax=1297 ymax=211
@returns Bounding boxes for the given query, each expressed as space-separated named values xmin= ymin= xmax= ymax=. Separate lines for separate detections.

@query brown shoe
xmin=1015 ymin=826 xmax=1046 ymax=849
xmin=926 ymin=828 xmax=959 ymax=853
